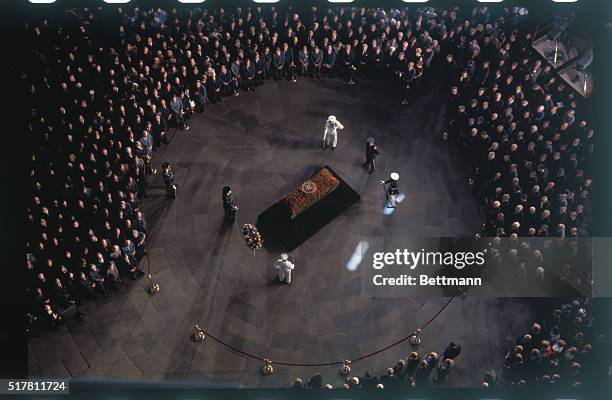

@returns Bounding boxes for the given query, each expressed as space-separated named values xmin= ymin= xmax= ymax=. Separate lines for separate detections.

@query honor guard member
xmin=162 ymin=162 xmax=177 ymax=198
xmin=222 ymin=186 xmax=238 ymax=223
xmin=380 ymin=172 xmax=400 ymax=208
xmin=363 ymin=138 xmax=380 ymax=174
xmin=274 ymin=254 xmax=295 ymax=284
xmin=323 ymin=115 xmax=344 ymax=150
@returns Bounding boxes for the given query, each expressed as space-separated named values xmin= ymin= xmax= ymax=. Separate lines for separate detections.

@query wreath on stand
xmin=242 ymin=224 xmax=263 ymax=254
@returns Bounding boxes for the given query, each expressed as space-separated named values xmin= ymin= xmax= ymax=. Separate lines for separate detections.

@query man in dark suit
xmin=242 ymin=59 xmax=256 ymax=91
xmin=341 ymin=43 xmax=356 ymax=84
xmin=254 ymin=52 xmax=265 ymax=86
xmin=207 ymin=72 xmax=222 ymax=104
xmin=162 ymin=162 xmax=177 ymax=198
xmin=151 ymin=113 xmax=168 ymax=148
xmin=282 ymin=42 xmax=296 ymax=82
xmin=322 ymin=45 xmax=336 ymax=78
xmin=363 ymin=138 xmax=380 ymax=174
xmin=273 ymin=47 xmax=285 ymax=81
xmin=310 ymin=45 xmax=323 ymax=79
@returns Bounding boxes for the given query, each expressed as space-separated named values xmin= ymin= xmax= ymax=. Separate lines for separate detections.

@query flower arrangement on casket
xmin=242 ymin=224 xmax=263 ymax=250
xmin=280 ymin=167 xmax=340 ymax=219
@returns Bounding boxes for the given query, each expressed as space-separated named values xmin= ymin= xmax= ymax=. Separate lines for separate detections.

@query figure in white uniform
xmin=380 ymin=172 xmax=400 ymax=208
xmin=274 ymin=253 xmax=295 ymax=284
xmin=323 ymin=115 xmax=344 ymax=150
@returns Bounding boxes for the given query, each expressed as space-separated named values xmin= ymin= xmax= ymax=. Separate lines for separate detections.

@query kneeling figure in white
xmin=274 ymin=253 xmax=295 ymax=284
xmin=323 ymin=115 xmax=344 ymax=149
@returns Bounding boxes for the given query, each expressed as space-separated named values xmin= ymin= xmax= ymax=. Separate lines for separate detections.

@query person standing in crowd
xmin=322 ymin=45 xmax=336 ymax=78
xmin=273 ymin=47 xmax=285 ymax=81
xmin=341 ymin=44 xmax=356 ymax=84
xmin=152 ymin=113 xmax=169 ymax=148
xmin=219 ymin=64 xmax=235 ymax=96
xmin=283 ymin=42 xmax=297 ymax=83
xmin=401 ymin=62 xmax=417 ymax=105
xmin=310 ymin=45 xmax=323 ymax=79
xmin=162 ymin=162 xmax=177 ymax=199
xmin=208 ymin=72 xmax=222 ymax=104
xmin=254 ymin=52 xmax=265 ymax=86
xmin=194 ymin=80 xmax=208 ymax=113
xmin=363 ymin=139 xmax=380 ymax=174
xmin=230 ymin=58 xmax=242 ymax=95
xmin=323 ymin=115 xmax=344 ymax=150
xmin=274 ymin=253 xmax=295 ymax=284
xmin=242 ymin=59 xmax=256 ymax=91
xmin=298 ymin=45 xmax=310 ymax=77
xmin=170 ymin=94 xmax=190 ymax=131
xmin=222 ymin=186 xmax=238 ymax=223
xmin=380 ymin=173 xmax=400 ymax=208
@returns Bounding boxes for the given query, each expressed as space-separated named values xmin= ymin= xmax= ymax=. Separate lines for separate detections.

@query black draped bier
xmin=257 ymin=166 xmax=360 ymax=251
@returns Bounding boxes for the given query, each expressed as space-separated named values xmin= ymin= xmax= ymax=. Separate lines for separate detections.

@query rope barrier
xmin=196 ymin=292 xmax=458 ymax=368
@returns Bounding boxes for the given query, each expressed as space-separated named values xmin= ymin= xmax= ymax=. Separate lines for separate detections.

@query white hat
xmin=281 ymin=254 xmax=289 ymax=261
xmin=390 ymin=172 xmax=400 ymax=181
xmin=328 ymin=115 xmax=337 ymax=122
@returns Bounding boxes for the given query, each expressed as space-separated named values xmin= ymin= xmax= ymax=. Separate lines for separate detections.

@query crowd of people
xmin=287 ymin=299 xmax=605 ymax=389
xmin=22 ymin=2 xmax=601 ymax=388
xmin=503 ymin=298 xmax=603 ymax=387
xmin=290 ymin=341 xmax=463 ymax=390
xmin=20 ymin=4 xmax=461 ymax=333
xmin=441 ymin=11 xmax=593 ymax=240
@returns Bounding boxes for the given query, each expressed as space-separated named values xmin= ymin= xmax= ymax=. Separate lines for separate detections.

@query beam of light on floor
xmin=382 ymin=193 xmax=406 ymax=215
xmin=346 ymin=240 xmax=370 ymax=271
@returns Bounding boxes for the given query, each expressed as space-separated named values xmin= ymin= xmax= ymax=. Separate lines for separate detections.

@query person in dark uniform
xmin=162 ymin=162 xmax=177 ymax=198
xmin=380 ymin=172 xmax=400 ymax=208
xmin=222 ymin=186 xmax=238 ymax=223
xmin=363 ymin=138 xmax=380 ymax=174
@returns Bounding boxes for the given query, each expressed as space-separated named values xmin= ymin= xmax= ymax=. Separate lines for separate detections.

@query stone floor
xmin=28 ymin=76 xmax=535 ymax=388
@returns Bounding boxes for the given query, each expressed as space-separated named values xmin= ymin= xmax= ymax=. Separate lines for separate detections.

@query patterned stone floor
xmin=28 ymin=77 xmax=534 ymax=387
